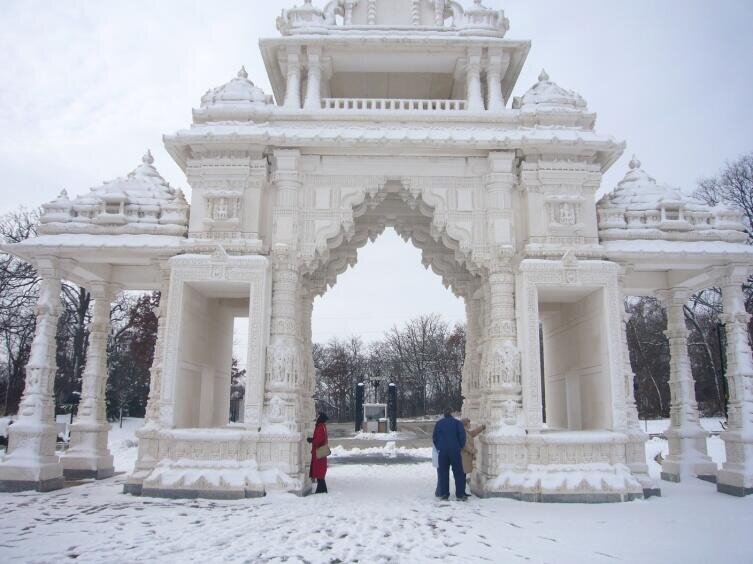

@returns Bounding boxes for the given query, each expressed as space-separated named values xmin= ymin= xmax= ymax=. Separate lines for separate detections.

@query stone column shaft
xmin=303 ymin=47 xmax=322 ymax=111
xmin=62 ymin=282 xmax=117 ymax=480
xmin=480 ymin=267 xmax=523 ymax=435
xmin=466 ymin=49 xmax=484 ymax=112
xmin=619 ymin=283 xmax=659 ymax=496
xmin=659 ymin=288 xmax=717 ymax=482
xmin=717 ymin=267 xmax=753 ymax=496
xmin=0 ymin=262 xmax=64 ymax=492
xmin=284 ymin=47 xmax=302 ymax=109
xmin=486 ymin=51 xmax=508 ymax=112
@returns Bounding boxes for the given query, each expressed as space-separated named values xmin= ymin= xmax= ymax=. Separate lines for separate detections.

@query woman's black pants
xmin=315 ymin=478 xmax=328 ymax=493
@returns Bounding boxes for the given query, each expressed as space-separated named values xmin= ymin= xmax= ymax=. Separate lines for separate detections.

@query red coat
xmin=309 ymin=422 xmax=328 ymax=480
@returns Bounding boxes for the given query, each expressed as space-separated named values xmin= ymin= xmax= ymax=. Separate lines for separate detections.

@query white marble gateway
xmin=1 ymin=0 xmax=752 ymax=501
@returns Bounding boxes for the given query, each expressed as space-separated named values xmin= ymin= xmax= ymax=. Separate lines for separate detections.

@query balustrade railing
xmin=321 ymin=98 xmax=467 ymax=111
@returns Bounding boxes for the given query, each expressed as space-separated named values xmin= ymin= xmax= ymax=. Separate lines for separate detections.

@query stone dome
xmin=513 ymin=69 xmax=588 ymax=112
xmin=39 ymin=151 xmax=189 ymax=236
xmin=200 ymin=67 xmax=270 ymax=107
xmin=600 ymin=156 xmax=706 ymax=212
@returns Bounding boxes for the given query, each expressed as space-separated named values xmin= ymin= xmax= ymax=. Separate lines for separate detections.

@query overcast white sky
xmin=1 ymin=0 xmax=752 ymax=344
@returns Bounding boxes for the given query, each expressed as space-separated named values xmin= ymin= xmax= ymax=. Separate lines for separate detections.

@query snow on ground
xmin=642 ymin=417 xmax=726 ymax=435
xmin=0 ymin=419 xmax=752 ymax=563
xmin=331 ymin=441 xmax=432 ymax=459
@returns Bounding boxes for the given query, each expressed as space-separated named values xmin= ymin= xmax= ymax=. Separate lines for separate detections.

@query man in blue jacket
xmin=432 ymin=408 xmax=467 ymax=500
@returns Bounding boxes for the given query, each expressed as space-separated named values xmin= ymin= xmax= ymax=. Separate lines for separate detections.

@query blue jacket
xmin=432 ymin=415 xmax=466 ymax=454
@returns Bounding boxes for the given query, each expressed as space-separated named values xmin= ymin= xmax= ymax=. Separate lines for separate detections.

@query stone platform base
xmin=661 ymin=472 xmax=717 ymax=483
xmin=642 ymin=487 xmax=661 ymax=498
xmin=139 ymin=487 xmax=265 ymax=500
xmin=717 ymin=483 xmax=753 ymax=497
xmin=63 ymin=467 xmax=114 ymax=481
xmin=0 ymin=477 xmax=64 ymax=493
xmin=124 ymin=426 xmax=306 ymax=500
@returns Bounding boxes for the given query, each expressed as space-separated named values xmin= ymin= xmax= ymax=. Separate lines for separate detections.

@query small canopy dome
xmin=513 ymin=69 xmax=588 ymax=112
xmin=200 ymin=67 xmax=270 ymax=107
xmin=39 ymin=151 xmax=189 ymax=236
xmin=599 ymin=156 xmax=706 ymax=212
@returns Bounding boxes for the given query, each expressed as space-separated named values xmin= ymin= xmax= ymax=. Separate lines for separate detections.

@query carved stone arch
xmin=300 ymin=178 xmax=481 ymax=299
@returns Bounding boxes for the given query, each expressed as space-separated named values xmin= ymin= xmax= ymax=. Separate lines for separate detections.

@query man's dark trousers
xmin=437 ymin=448 xmax=465 ymax=498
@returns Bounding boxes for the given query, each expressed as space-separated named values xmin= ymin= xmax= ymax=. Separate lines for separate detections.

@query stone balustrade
xmin=321 ymin=97 xmax=467 ymax=112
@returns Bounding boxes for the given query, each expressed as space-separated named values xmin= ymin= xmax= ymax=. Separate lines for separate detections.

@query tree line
xmin=0 ymin=153 xmax=751 ymax=422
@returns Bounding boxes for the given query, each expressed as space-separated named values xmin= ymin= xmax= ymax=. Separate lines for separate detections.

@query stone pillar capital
xmin=656 ymin=287 xmax=691 ymax=310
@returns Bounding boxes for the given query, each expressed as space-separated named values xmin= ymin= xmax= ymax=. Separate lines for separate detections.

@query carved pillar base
xmin=61 ymin=423 xmax=114 ymax=480
xmin=0 ymin=269 xmax=64 ymax=492
xmin=0 ymin=421 xmax=63 ymax=492
xmin=661 ymin=429 xmax=718 ymax=483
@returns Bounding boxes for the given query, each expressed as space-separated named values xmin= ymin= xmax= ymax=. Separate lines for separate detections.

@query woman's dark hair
xmin=316 ymin=412 xmax=329 ymax=424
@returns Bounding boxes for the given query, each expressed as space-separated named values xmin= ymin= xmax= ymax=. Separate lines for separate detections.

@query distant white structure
xmin=1 ymin=0 xmax=751 ymax=501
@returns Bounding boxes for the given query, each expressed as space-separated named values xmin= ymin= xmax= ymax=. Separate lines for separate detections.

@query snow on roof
xmin=600 ymin=156 xmax=706 ymax=212
xmin=194 ymin=67 xmax=274 ymax=123
xmin=200 ymin=67 xmax=272 ymax=108
xmin=276 ymin=0 xmax=510 ymax=38
xmin=39 ymin=151 xmax=189 ymax=237
xmin=513 ymin=69 xmax=588 ymax=113
xmin=597 ymin=156 xmax=747 ymax=244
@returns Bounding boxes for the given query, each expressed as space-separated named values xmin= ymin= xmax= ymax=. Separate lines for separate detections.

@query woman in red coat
xmin=308 ymin=412 xmax=329 ymax=493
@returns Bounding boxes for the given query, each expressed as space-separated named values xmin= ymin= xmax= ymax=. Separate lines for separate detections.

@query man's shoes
xmin=440 ymin=495 xmax=449 ymax=501
xmin=456 ymin=494 xmax=469 ymax=501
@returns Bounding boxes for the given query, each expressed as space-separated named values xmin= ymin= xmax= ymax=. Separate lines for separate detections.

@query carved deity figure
xmin=559 ymin=202 xmax=576 ymax=225
xmin=214 ymin=198 xmax=229 ymax=220
xmin=489 ymin=340 xmax=521 ymax=386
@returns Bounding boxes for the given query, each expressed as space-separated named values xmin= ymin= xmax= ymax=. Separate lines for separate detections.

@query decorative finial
xmin=538 ymin=69 xmax=549 ymax=82
xmin=237 ymin=65 xmax=248 ymax=79
xmin=304 ymin=0 xmax=312 ymax=4
xmin=58 ymin=188 xmax=68 ymax=199
xmin=629 ymin=155 xmax=641 ymax=170
xmin=143 ymin=150 xmax=154 ymax=165
xmin=474 ymin=0 xmax=483 ymax=6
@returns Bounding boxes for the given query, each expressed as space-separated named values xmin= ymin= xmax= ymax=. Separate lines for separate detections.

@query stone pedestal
xmin=659 ymin=289 xmax=717 ymax=482
xmin=0 ymin=269 xmax=64 ymax=492
xmin=61 ymin=283 xmax=116 ymax=480
xmin=717 ymin=267 xmax=753 ymax=496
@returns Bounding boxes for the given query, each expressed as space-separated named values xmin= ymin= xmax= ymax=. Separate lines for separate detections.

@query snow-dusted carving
xmin=39 ymin=151 xmax=188 ymax=236
xmin=4 ymin=0 xmax=753 ymax=502
xmin=513 ymin=69 xmax=588 ymax=112
xmin=487 ymin=341 xmax=521 ymax=387
xmin=597 ymin=156 xmax=747 ymax=242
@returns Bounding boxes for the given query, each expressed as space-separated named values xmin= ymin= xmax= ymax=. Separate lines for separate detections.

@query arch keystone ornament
xmin=1 ymin=0 xmax=752 ymax=501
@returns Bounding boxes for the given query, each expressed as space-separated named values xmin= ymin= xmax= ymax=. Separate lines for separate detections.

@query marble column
xmin=461 ymin=292 xmax=482 ymax=423
xmin=0 ymin=259 xmax=64 ymax=492
xmin=619 ymin=287 xmax=660 ymax=496
xmin=284 ymin=46 xmax=302 ymax=110
xmin=61 ymin=282 xmax=118 ymax=480
xmin=303 ymin=46 xmax=322 ymax=111
xmin=480 ymin=265 xmax=523 ymax=435
xmin=485 ymin=50 xmax=508 ymax=112
xmin=717 ymin=265 xmax=753 ymax=496
xmin=658 ymin=288 xmax=717 ymax=482
xmin=124 ymin=261 xmax=170 ymax=495
xmin=263 ymin=247 xmax=304 ymax=438
xmin=466 ymin=48 xmax=484 ymax=112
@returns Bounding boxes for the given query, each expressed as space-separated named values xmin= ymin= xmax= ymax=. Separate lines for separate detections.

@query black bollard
xmin=388 ymin=382 xmax=397 ymax=432
xmin=355 ymin=382 xmax=364 ymax=432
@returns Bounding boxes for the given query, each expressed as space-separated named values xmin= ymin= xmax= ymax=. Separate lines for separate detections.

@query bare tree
xmin=695 ymin=152 xmax=753 ymax=242
xmin=0 ymin=209 xmax=41 ymax=415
